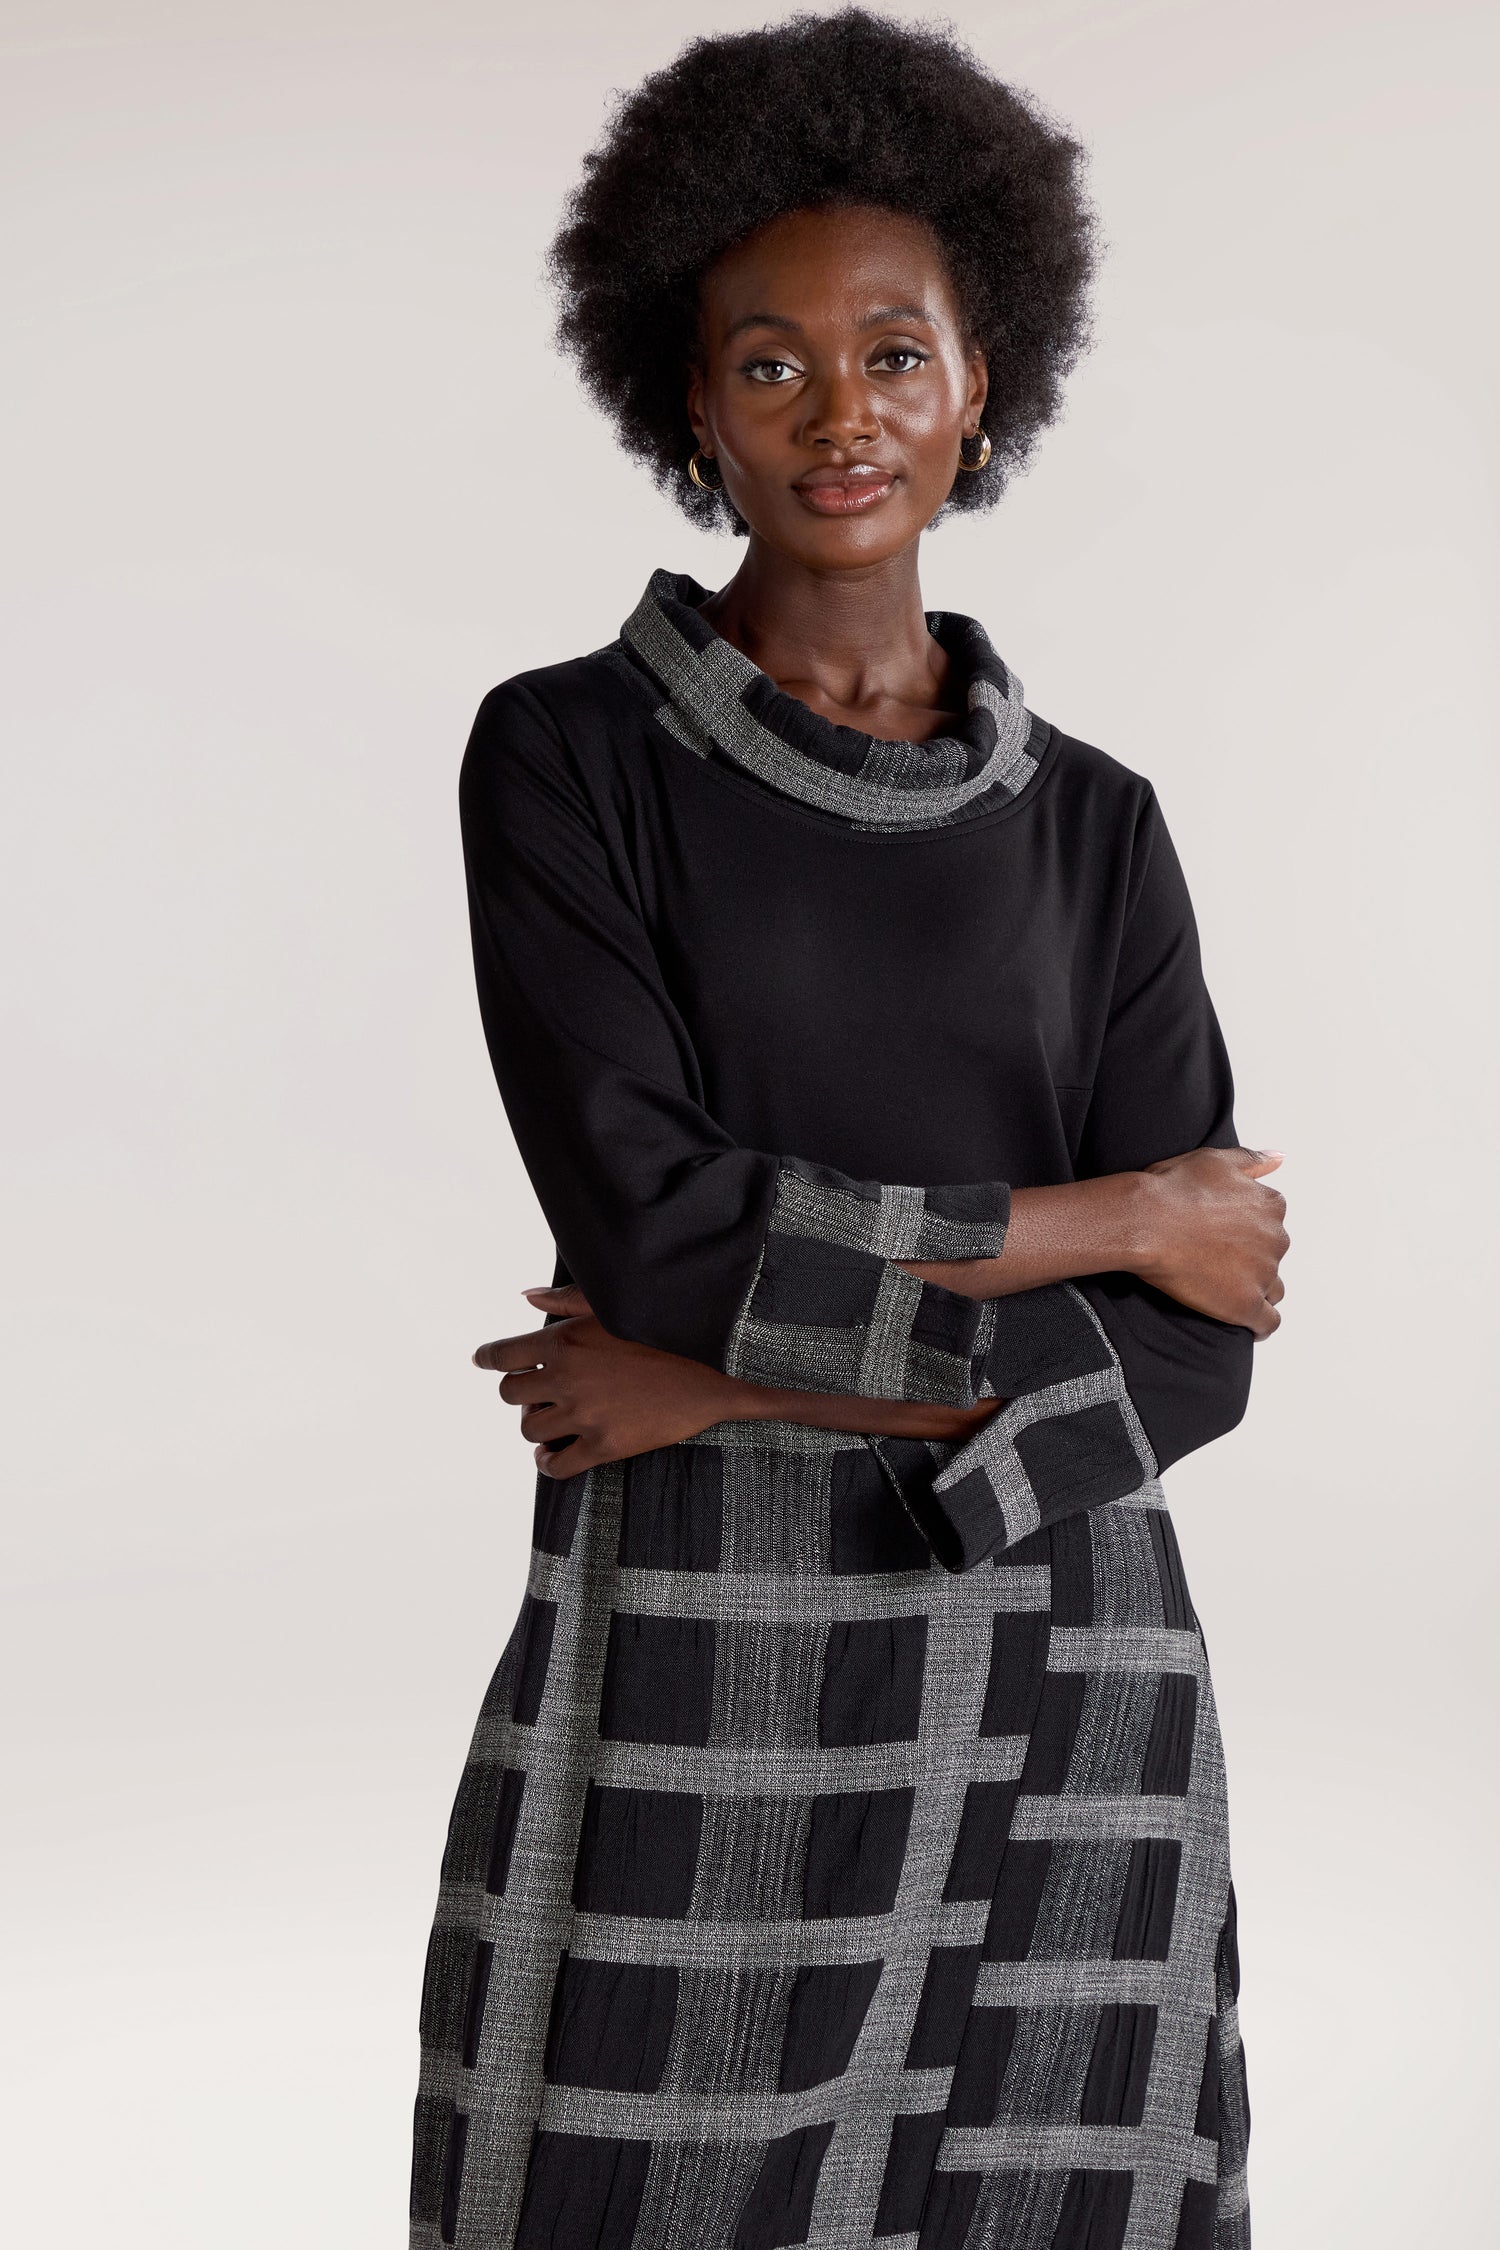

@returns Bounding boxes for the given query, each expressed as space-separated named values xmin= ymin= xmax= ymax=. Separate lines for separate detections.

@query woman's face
xmin=687 ymin=202 xmax=988 ymax=571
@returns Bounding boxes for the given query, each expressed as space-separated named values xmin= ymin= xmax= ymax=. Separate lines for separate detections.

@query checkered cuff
xmin=871 ymin=1284 xmax=1158 ymax=1572
xmin=723 ymin=1157 xmax=1012 ymax=1405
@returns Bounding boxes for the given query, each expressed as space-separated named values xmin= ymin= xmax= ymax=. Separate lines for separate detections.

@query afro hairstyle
xmin=547 ymin=7 xmax=1099 ymax=529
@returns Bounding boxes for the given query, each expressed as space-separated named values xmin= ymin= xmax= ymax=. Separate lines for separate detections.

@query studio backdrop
xmin=3 ymin=2 xmax=1495 ymax=2245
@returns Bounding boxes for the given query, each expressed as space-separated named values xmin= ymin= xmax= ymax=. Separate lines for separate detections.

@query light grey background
xmin=4 ymin=1 xmax=1496 ymax=2242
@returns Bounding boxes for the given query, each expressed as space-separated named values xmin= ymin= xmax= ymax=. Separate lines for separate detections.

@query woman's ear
xmin=966 ymin=346 xmax=989 ymax=435
xmin=685 ymin=362 xmax=709 ymax=449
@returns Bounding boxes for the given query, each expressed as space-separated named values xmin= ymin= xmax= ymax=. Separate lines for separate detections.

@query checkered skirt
xmin=411 ymin=1418 xmax=1249 ymax=2250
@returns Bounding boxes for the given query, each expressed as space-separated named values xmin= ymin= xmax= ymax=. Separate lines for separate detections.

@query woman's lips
xmin=792 ymin=470 xmax=897 ymax=515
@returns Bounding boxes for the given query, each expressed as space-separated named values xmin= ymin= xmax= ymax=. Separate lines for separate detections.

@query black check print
xmin=412 ymin=1424 xmax=1249 ymax=2250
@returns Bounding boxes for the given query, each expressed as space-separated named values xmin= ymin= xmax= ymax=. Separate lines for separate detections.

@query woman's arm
xmin=475 ymin=1283 xmax=1000 ymax=1478
xmin=478 ymin=1137 xmax=1288 ymax=1477
xmin=902 ymin=1146 xmax=1288 ymax=1336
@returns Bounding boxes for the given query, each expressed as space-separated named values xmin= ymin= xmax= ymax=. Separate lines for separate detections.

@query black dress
xmin=411 ymin=570 xmax=1253 ymax=2250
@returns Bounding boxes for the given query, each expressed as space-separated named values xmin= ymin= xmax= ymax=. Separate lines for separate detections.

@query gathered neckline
xmin=618 ymin=568 xmax=1039 ymax=833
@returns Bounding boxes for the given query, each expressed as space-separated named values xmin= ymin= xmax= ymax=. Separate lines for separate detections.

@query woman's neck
xmin=695 ymin=535 xmax=963 ymax=740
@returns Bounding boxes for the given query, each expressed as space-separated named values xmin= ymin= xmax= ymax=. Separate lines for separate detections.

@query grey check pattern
xmin=723 ymin=1158 xmax=1013 ymax=1410
xmin=723 ymin=1157 xmax=1161 ymax=1575
xmin=412 ymin=1432 xmax=1248 ymax=2250
xmin=619 ymin=571 xmax=1039 ymax=832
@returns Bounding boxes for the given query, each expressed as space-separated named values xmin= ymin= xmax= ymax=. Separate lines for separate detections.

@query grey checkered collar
xmin=619 ymin=568 xmax=1039 ymax=833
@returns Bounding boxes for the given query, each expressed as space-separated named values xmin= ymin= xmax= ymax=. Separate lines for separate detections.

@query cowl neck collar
xmin=619 ymin=568 xmax=1038 ymax=833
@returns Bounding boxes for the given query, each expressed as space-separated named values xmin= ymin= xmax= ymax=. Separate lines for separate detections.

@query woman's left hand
xmin=473 ymin=1284 xmax=747 ymax=1476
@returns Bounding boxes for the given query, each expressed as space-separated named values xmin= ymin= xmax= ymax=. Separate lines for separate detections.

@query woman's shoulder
xmin=1036 ymin=715 xmax=1155 ymax=809
xmin=1031 ymin=717 xmax=1204 ymax=936
xmin=467 ymin=643 xmax=654 ymax=759
xmin=1030 ymin=714 xmax=1166 ymax=848
xmin=458 ymin=644 xmax=660 ymax=837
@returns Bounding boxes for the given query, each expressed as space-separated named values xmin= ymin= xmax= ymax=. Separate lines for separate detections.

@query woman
xmin=412 ymin=14 xmax=1285 ymax=2249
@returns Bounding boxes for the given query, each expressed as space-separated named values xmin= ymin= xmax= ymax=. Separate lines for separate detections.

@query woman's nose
xmin=799 ymin=369 xmax=879 ymax=450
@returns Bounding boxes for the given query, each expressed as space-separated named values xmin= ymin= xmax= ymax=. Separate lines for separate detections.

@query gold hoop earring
xmin=688 ymin=449 xmax=724 ymax=493
xmin=957 ymin=430 xmax=992 ymax=473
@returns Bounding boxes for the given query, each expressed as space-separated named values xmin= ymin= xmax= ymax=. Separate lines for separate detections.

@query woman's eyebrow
xmin=726 ymin=310 xmax=803 ymax=340
xmin=725 ymin=302 xmax=939 ymax=343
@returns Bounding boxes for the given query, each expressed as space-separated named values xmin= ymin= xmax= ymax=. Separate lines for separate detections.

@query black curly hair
xmin=547 ymin=7 xmax=1098 ymax=530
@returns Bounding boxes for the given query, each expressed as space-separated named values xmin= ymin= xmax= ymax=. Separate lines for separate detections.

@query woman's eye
xmin=745 ymin=358 xmax=800 ymax=384
xmin=876 ymin=349 xmax=928 ymax=373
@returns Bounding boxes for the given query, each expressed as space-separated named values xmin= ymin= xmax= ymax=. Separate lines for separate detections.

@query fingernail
xmin=522 ymin=1287 xmax=548 ymax=1300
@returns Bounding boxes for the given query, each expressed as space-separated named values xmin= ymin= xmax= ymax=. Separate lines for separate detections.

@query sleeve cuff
xmin=869 ymin=1284 xmax=1158 ymax=1571
xmin=722 ymin=1156 xmax=1012 ymax=1405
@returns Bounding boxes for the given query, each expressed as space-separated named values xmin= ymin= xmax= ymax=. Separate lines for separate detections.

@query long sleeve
xmin=460 ymin=678 xmax=1017 ymax=1407
xmin=903 ymin=789 xmax=1254 ymax=1569
xmin=1071 ymin=795 xmax=1255 ymax=1472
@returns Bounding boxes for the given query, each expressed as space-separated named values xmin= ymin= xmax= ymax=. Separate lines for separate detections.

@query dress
xmin=411 ymin=570 xmax=1253 ymax=2250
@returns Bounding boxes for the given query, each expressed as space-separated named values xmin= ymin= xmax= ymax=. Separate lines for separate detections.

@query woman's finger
xmin=536 ymin=1438 xmax=595 ymax=1478
xmin=472 ymin=1327 xmax=551 ymax=1372
xmin=523 ymin=1283 xmax=592 ymax=1317
xmin=498 ymin=1369 xmax=557 ymax=1405
xmin=519 ymin=1402 xmax=574 ymax=1440
xmin=1236 ymin=1147 xmax=1284 ymax=1179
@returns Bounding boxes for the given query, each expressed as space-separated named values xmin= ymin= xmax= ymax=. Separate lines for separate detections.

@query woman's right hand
xmin=1132 ymin=1146 xmax=1289 ymax=1335
xmin=474 ymin=1284 xmax=1002 ymax=1475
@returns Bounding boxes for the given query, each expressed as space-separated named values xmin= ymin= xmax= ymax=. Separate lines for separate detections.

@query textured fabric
xmin=412 ymin=1455 xmax=1247 ymax=2250
xmin=723 ymin=1155 xmax=1013 ymax=1407
xmin=414 ymin=569 xmax=1252 ymax=2245
xmin=620 ymin=569 xmax=1038 ymax=830
xmin=725 ymin=1157 xmax=1160 ymax=1572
